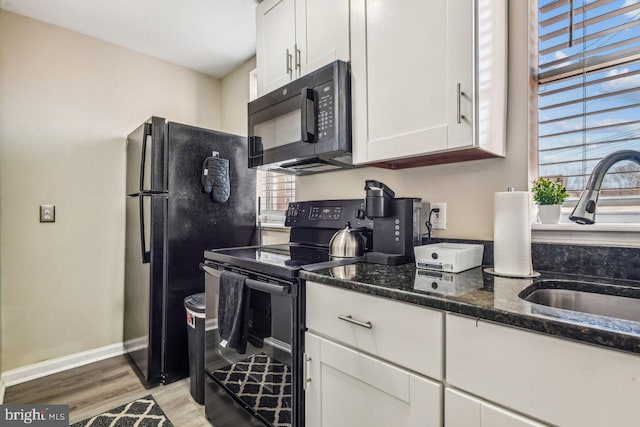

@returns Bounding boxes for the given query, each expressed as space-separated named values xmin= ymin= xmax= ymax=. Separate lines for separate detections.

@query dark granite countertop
xmin=300 ymin=263 xmax=640 ymax=355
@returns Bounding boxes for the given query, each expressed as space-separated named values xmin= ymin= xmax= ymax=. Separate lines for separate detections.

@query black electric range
xmin=201 ymin=199 xmax=372 ymax=427
xmin=204 ymin=199 xmax=373 ymax=279
xmin=203 ymin=244 xmax=332 ymax=279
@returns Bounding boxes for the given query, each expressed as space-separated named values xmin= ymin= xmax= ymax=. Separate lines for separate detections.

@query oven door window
xmin=205 ymin=269 xmax=293 ymax=427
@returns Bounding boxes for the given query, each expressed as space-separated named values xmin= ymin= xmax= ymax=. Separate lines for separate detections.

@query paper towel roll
xmin=493 ymin=191 xmax=533 ymax=277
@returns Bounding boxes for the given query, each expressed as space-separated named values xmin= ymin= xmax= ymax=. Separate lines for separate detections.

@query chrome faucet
xmin=569 ymin=150 xmax=640 ymax=224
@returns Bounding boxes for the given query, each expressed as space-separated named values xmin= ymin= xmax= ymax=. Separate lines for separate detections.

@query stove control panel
xmin=284 ymin=200 xmax=373 ymax=228
xmin=309 ymin=206 xmax=342 ymax=220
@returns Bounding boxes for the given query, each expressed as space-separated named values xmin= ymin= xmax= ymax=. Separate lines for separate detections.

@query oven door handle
xmin=300 ymin=87 xmax=316 ymax=143
xmin=246 ymin=278 xmax=291 ymax=296
xmin=200 ymin=262 xmax=221 ymax=277
xmin=200 ymin=263 xmax=291 ymax=296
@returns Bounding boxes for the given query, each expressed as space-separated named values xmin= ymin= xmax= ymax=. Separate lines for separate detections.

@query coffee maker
xmin=361 ymin=180 xmax=422 ymax=265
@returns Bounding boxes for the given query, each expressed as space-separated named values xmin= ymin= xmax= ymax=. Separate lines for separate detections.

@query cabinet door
xmin=256 ymin=0 xmax=296 ymax=96
xmin=295 ymin=0 xmax=350 ymax=78
xmin=305 ymin=332 xmax=442 ymax=427
xmin=446 ymin=388 xmax=546 ymax=427
xmin=446 ymin=0 xmax=474 ymax=149
xmin=446 ymin=314 xmax=640 ymax=426
xmin=351 ymin=0 xmax=460 ymax=164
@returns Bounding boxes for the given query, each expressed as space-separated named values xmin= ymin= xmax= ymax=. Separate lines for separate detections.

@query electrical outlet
xmin=40 ymin=205 xmax=55 ymax=223
xmin=431 ymin=202 xmax=446 ymax=230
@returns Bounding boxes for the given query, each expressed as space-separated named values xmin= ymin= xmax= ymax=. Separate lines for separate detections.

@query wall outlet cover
xmin=40 ymin=205 xmax=55 ymax=223
xmin=431 ymin=202 xmax=446 ymax=230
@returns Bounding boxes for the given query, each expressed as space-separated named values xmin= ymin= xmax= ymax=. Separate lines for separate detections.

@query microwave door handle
xmin=300 ymin=88 xmax=316 ymax=143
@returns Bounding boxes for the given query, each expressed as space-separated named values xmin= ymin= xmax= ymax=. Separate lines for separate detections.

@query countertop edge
xmin=300 ymin=270 xmax=640 ymax=355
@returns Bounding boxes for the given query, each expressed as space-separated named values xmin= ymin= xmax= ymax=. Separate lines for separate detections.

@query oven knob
xmin=355 ymin=208 xmax=366 ymax=219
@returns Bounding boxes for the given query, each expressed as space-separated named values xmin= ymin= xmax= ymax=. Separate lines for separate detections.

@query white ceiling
xmin=0 ymin=0 xmax=258 ymax=78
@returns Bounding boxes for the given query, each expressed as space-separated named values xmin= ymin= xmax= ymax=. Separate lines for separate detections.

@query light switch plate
xmin=40 ymin=205 xmax=55 ymax=223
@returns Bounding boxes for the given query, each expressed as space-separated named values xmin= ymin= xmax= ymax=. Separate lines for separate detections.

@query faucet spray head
xmin=569 ymin=188 xmax=599 ymax=225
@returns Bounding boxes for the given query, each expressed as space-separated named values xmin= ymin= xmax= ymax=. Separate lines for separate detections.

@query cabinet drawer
xmin=305 ymin=281 xmax=443 ymax=380
xmin=446 ymin=313 xmax=640 ymax=427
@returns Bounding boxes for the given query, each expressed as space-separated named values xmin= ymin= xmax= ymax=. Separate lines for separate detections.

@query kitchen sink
xmin=519 ymin=280 xmax=640 ymax=322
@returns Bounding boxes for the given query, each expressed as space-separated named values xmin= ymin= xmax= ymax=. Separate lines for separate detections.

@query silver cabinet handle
xmin=295 ymin=45 xmax=301 ymax=77
xmin=338 ymin=314 xmax=373 ymax=329
xmin=303 ymin=353 xmax=312 ymax=390
xmin=286 ymin=49 xmax=293 ymax=76
xmin=457 ymin=83 xmax=467 ymax=124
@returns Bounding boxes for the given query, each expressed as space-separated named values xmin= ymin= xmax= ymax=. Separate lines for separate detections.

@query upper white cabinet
xmin=351 ymin=0 xmax=507 ymax=167
xmin=256 ymin=0 xmax=349 ymax=96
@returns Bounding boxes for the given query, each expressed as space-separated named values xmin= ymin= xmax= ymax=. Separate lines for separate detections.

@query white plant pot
xmin=537 ymin=204 xmax=562 ymax=224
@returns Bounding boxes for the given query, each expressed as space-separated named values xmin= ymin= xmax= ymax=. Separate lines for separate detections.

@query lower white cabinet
xmin=305 ymin=332 xmax=442 ymax=427
xmin=445 ymin=388 xmax=546 ymax=427
xmin=446 ymin=313 xmax=640 ymax=427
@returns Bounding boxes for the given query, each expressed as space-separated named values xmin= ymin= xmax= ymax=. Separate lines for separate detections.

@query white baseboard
xmin=1 ymin=342 xmax=124 ymax=387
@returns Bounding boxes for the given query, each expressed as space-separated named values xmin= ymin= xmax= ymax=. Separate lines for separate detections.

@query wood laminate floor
xmin=4 ymin=355 xmax=210 ymax=426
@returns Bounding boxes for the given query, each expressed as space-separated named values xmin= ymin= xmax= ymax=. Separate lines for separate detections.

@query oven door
xmin=201 ymin=262 xmax=298 ymax=427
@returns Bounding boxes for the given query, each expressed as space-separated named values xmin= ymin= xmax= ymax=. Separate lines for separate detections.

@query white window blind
xmin=257 ymin=171 xmax=296 ymax=222
xmin=537 ymin=0 xmax=640 ymax=199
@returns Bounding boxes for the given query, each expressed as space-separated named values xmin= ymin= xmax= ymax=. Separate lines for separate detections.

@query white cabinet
xmin=446 ymin=313 xmax=640 ymax=427
xmin=305 ymin=332 xmax=442 ymax=427
xmin=445 ymin=388 xmax=546 ymax=427
xmin=350 ymin=0 xmax=507 ymax=167
xmin=306 ymin=281 xmax=443 ymax=379
xmin=256 ymin=0 xmax=349 ymax=96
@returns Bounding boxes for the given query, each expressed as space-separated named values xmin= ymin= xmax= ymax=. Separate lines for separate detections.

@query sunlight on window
xmin=537 ymin=0 xmax=640 ymax=202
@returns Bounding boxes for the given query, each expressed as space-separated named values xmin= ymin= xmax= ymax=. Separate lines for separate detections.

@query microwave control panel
xmin=316 ymin=81 xmax=334 ymax=141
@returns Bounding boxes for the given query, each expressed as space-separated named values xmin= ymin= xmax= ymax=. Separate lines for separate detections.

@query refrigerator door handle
xmin=139 ymin=196 xmax=151 ymax=264
xmin=139 ymin=122 xmax=152 ymax=192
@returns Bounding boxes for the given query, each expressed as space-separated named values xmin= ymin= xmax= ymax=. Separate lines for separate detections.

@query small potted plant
xmin=532 ymin=177 xmax=568 ymax=224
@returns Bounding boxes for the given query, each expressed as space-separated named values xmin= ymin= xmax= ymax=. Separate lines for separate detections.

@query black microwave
xmin=248 ymin=60 xmax=356 ymax=175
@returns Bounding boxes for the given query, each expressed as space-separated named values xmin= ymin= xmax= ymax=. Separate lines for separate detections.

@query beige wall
xmin=297 ymin=1 xmax=529 ymax=240
xmin=221 ymin=57 xmax=256 ymax=136
xmin=220 ymin=57 xmax=289 ymax=246
xmin=0 ymin=11 xmax=222 ymax=371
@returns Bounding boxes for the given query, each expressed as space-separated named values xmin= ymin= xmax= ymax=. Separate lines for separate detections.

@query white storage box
xmin=414 ymin=243 xmax=484 ymax=273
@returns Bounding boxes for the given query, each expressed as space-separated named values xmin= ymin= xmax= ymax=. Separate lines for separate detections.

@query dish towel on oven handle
xmin=218 ymin=270 xmax=251 ymax=354
xmin=201 ymin=152 xmax=230 ymax=203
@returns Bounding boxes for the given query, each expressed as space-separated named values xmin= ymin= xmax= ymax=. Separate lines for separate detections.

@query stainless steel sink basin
xmin=519 ymin=280 xmax=640 ymax=322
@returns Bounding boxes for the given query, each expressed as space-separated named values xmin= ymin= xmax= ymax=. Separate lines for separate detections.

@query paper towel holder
xmin=489 ymin=186 xmax=540 ymax=279
xmin=483 ymin=267 xmax=540 ymax=279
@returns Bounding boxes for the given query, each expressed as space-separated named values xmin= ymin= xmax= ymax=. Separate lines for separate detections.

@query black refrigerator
xmin=124 ymin=116 xmax=256 ymax=386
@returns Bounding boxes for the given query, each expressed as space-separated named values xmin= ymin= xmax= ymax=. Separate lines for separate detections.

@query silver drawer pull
xmin=338 ymin=314 xmax=373 ymax=329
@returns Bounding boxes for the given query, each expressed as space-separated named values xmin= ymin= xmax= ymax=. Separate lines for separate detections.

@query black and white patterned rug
xmin=213 ymin=353 xmax=292 ymax=427
xmin=71 ymin=395 xmax=174 ymax=427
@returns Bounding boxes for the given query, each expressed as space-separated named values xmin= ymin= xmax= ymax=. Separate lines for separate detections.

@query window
xmin=537 ymin=0 xmax=640 ymax=204
xmin=257 ymin=171 xmax=296 ymax=225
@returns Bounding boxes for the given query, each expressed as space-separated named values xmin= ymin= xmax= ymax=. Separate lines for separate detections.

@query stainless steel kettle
xmin=329 ymin=222 xmax=365 ymax=258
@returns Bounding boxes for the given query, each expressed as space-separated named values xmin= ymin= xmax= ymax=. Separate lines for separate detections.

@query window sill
xmin=260 ymin=222 xmax=289 ymax=232
xmin=531 ymin=223 xmax=640 ymax=247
